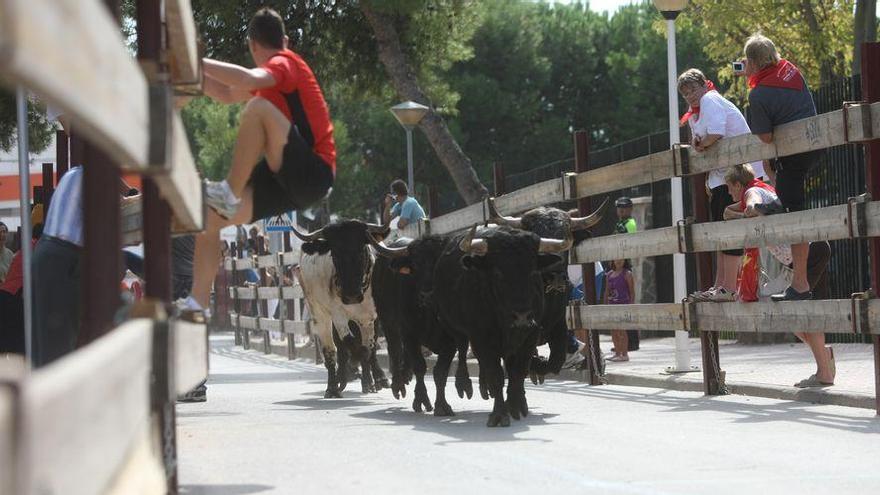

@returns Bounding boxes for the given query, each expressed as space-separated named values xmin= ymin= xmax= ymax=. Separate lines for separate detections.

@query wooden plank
xmin=568 ymin=300 xmax=880 ymax=334
xmin=259 ymin=318 xmax=282 ymax=332
xmin=493 ymin=178 xmax=564 ymax=215
xmin=0 ymin=0 xmax=150 ymax=170
xmin=567 ymin=303 xmax=684 ymax=332
xmin=104 ymin=425 xmax=165 ymax=495
xmin=173 ymin=319 xmax=208 ymax=395
xmin=572 ymin=201 xmax=880 ymax=263
xmin=282 ymin=285 xmax=305 ymax=300
xmin=150 ymin=112 xmax=203 ymax=231
xmin=0 ymin=383 xmax=19 ymax=495
xmin=23 ymin=319 xmax=153 ymax=495
xmin=281 ymin=250 xmax=301 ymax=266
xmin=256 ymin=254 xmax=278 ymax=268
xmin=282 ymin=320 xmax=309 ymax=336
xmin=238 ymin=316 xmax=257 ymax=330
xmin=164 ymin=0 xmax=200 ymax=87
xmin=231 ymin=287 xmax=258 ymax=300
xmin=228 ymin=258 xmax=255 ymax=270
xmin=571 ymin=102 xmax=880 ymax=200
xmin=429 ymin=201 xmax=486 ymax=236
xmin=257 ymin=286 xmax=282 ymax=300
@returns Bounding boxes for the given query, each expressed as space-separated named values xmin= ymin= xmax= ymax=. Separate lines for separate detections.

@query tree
xmin=854 ymin=0 xmax=878 ymax=75
xmin=0 ymin=89 xmax=56 ymax=154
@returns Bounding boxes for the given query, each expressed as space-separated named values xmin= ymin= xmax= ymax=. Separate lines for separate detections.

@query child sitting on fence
xmin=603 ymin=259 xmax=634 ymax=363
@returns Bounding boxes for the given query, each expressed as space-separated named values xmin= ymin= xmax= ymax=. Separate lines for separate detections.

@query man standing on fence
xmin=740 ymin=34 xmax=822 ymax=301
xmin=183 ymin=7 xmax=336 ymax=314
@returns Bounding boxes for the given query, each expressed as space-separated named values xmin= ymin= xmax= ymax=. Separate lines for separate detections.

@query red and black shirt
xmin=254 ymin=49 xmax=337 ymax=173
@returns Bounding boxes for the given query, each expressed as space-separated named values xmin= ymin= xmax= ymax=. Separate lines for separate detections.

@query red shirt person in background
xmin=0 ymin=205 xmax=42 ymax=355
xmin=184 ymin=7 xmax=336 ymax=313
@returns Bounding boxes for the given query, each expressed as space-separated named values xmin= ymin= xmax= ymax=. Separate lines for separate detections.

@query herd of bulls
xmin=292 ymin=198 xmax=606 ymax=427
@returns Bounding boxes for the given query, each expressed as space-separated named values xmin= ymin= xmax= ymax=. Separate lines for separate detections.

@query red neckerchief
xmin=739 ymin=178 xmax=776 ymax=210
xmin=679 ymin=80 xmax=716 ymax=126
xmin=748 ymin=59 xmax=804 ymax=90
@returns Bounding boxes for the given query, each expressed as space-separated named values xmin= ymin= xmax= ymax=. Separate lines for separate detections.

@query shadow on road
xmin=179 ymin=483 xmax=273 ymax=495
xmin=535 ymin=380 xmax=880 ymax=434
xmin=209 ymin=372 xmax=307 ymax=385
xmin=274 ymin=396 xmax=379 ymax=411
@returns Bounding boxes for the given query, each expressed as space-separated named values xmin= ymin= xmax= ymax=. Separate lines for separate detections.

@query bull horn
xmin=291 ymin=224 xmax=325 ymax=242
xmin=366 ymin=232 xmax=410 ymax=259
xmin=569 ymin=197 xmax=610 ymax=231
xmin=365 ymin=222 xmax=391 ymax=235
xmin=486 ymin=197 xmax=522 ymax=228
xmin=459 ymin=226 xmax=488 ymax=256
xmin=538 ymin=230 xmax=573 ymax=254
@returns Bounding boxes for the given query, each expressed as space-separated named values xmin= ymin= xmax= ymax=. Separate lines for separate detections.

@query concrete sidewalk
xmin=558 ymin=335 xmax=877 ymax=410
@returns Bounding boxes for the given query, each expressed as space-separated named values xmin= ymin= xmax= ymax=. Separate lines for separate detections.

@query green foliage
xmin=181 ymin=97 xmax=241 ymax=181
xmin=0 ymin=89 xmax=55 ymax=154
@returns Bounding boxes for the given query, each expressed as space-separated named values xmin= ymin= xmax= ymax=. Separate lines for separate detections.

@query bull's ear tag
xmin=398 ymin=266 xmax=412 ymax=275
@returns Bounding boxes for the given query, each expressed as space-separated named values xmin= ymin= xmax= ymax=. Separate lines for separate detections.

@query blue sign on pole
xmin=266 ymin=211 xmax=295 ymax=232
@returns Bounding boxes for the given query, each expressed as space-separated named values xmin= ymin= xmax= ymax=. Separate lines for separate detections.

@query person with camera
xmin=678 ymin=68 xmax=764 ymax=302
xmin=382 ymin=179 xmax=426 ymax=229
xmin=738 ymin=34 xmax=821 ymax=301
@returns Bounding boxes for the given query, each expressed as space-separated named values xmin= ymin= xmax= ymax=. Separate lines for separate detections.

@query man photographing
xmin=382 ymin=179 xmax=426 ymax=229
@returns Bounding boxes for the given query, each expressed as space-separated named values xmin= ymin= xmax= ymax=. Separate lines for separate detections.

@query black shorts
xmin=773 ymin=151 xmax=821 ymax=213
xmin=709 ymin=185 xmax=743 ymax=256
xmin=249 ymin=125 xmax=334 ymax=222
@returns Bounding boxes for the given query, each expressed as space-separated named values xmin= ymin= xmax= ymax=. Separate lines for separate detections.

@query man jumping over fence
xmin=182 ymin=7 xmax=336 ymax=313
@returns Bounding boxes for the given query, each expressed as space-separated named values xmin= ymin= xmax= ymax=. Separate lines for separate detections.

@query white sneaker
xmin=174 ymin=296 xmax=211 ymax=320
xmin=704 ymin=287 xmax=735 ymax=302
xmin=204 ymin=180 xmax=241 ymax=219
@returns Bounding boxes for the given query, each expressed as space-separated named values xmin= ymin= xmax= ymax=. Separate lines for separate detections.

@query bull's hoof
xmin=433 ymin=399 xmax=455 ymax=417
xmin=391 ymin=380 xmax=407 ymax=400
xmin=507 ymin=394 xmax=529 ymax=420
xmin=479 ymin=380 xmax=490 ymax=400
xmin=529 ymin=370 xmax=546 ymax=386
xmin=486 ymin=411 xmax=511 ymax=427
xmin=374 ymin=376 xmax=390 ymax=391
xmin=412 ymin=393 xmax=433 ymax=413
xmin=324 ymin=388 xmax=343 ymax=399
xmin=361 ymin=381 xmax=377 ymax=394
xmin=456 ymin=376 xmax=473 ymax=399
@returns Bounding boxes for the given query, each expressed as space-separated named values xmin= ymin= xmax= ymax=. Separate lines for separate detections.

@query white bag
xmin=759 ymin=248 xmax=793 ymax=300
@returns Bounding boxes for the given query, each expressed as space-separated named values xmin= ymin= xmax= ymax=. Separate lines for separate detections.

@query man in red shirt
xmin=186 ymin=7 xmax=336 ymax=312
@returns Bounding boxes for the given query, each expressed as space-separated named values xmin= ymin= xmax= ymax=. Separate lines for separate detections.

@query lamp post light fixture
xmin=653 ymin=0 xmax=696 ymax=374
xmin=390 ymin=101 xmax=429 ymax=194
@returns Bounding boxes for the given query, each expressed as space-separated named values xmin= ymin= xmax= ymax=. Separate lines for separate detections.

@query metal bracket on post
xmin=842 ymin=101 xmax=874 ymax=143
xmin=563 ymin=172 xmax=579 ymax=201
xmin=847 ymin=193 xmax=872 ymax=238
xmin=851 ymin=291 xmax=874 ymax=335
xmin=672 ymin=143 xmax=691 ymax=177
xmin=676 ymin=217 xmax=696 ymax=254
xmin=147 ymin=84 xmax=173 ymax=172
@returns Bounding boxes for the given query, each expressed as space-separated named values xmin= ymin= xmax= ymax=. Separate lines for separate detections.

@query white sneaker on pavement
xmin=562 ymin=341 xmax=586 ymax=369
xmin=204 ymin=180 xmax=241 ymax=219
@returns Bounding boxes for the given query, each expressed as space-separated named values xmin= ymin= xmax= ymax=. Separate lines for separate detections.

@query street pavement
xmin=177 ymin=334 xmax=880 ymax=495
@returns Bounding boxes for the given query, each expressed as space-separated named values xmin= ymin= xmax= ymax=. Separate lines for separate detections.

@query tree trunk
xmin=360 ymin=3 xmax=488 ymax=205
xmin=854 ymin=0 xmax=878 ymax=76
xmin=799 ymin=0 xmax=835 ymax=85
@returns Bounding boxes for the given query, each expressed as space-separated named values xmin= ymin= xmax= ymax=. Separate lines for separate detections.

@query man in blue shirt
xmin=382 ymin=179 xmax=426 ymax=229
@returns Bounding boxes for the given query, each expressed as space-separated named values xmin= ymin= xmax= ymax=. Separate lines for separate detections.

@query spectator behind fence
xmin=742 ymin=34 xmax=822 ymax=302
xmin=727 ymin=163 xmax=835 ymax=387
xmin=382 ymin=179 xmax=426 ymax=230
xmin=603 ymin=259 xmax=634 ymax=362
xmin=678 ymin=68 xmax=765 ymax=303
xmin=0 ymin=207 xmax=43 ymax=355
xmin=612 ymin=197 xmax=639 ymax=352
xmin=0 ymin=222 xmax=13 ymax=283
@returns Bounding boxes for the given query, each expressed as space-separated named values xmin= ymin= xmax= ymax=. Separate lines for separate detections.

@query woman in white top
xmin=678 ymin=69 xmax=764 ymax=302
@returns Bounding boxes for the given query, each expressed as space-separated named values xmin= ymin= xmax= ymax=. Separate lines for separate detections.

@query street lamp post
xmin=653 ymin=0 xmax=696 ymax=373
xmin=390 ymin=101 xmax=429 ymax=194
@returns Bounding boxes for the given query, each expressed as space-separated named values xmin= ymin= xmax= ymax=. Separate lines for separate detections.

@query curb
xmin=223 ymin=335 xmax=877 ymax=411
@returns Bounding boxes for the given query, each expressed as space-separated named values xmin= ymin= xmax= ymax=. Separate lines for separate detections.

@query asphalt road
xmin=177 ymin=335 xmax=880 ymax=495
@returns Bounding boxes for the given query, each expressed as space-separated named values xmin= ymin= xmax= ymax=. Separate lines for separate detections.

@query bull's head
xmin=458 ymin=226 xmax=569 ymax=335
xmin=369 ymin=234 xmax=447 ymax=307
xmin=486 ymin=196 xmax=608 ymax=239
xmin=293 ymin=220 xmax=389 ymax=305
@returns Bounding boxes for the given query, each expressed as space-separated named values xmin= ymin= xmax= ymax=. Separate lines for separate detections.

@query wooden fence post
xmin=55 ymin=129 xmax=69 ymax=182
xmin=860 ymin=42 xmax=880 ymax=415
xmin=231 ymin=244 xmax=242 ymax=346
xmin=691 ymin=172 xmax=724 ymax=395
xmin=574 ymin=130 xmax=602 ymax=385
xmin=41 ymin=163 xmax=54 ymax=211
xmin=493 ymin=162 xmax=506 ymax=196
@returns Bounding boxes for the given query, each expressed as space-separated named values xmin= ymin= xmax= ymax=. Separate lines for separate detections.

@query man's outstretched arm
xmin=203 ymin=58 xmax=276 ymax=92
xmin=203 ymin=75 xmax=252 ymax=104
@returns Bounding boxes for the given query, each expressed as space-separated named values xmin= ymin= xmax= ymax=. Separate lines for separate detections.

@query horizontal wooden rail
xmin=567 ymin=299 xmax=880 ymax=335
xmin=173 ymin=318 xmax=208 ymax=396
xmin=571 ymin=198 xmax=880 ymax=263
xmin=222 ymin=250 xmax=302 ymax=271
xmin=567 ymin=101 xmax=879 ymax=200
xmin=230 ymin=313 xmax=309 ymax=336
xmin=165 ymin=0 xmax=200 ymax=89
xmin=227 ymin=285 xmax=305 ymax=301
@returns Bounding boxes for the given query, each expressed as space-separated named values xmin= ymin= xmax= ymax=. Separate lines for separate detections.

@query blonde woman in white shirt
xmin=679 ymin=69 xmax=764 ymax=302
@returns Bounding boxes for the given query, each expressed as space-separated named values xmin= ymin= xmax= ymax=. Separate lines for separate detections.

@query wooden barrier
xmin=568 ymin=299 xmax=880 ymax=335
xmin=224 ymin=246 xmax=314 ymax=358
